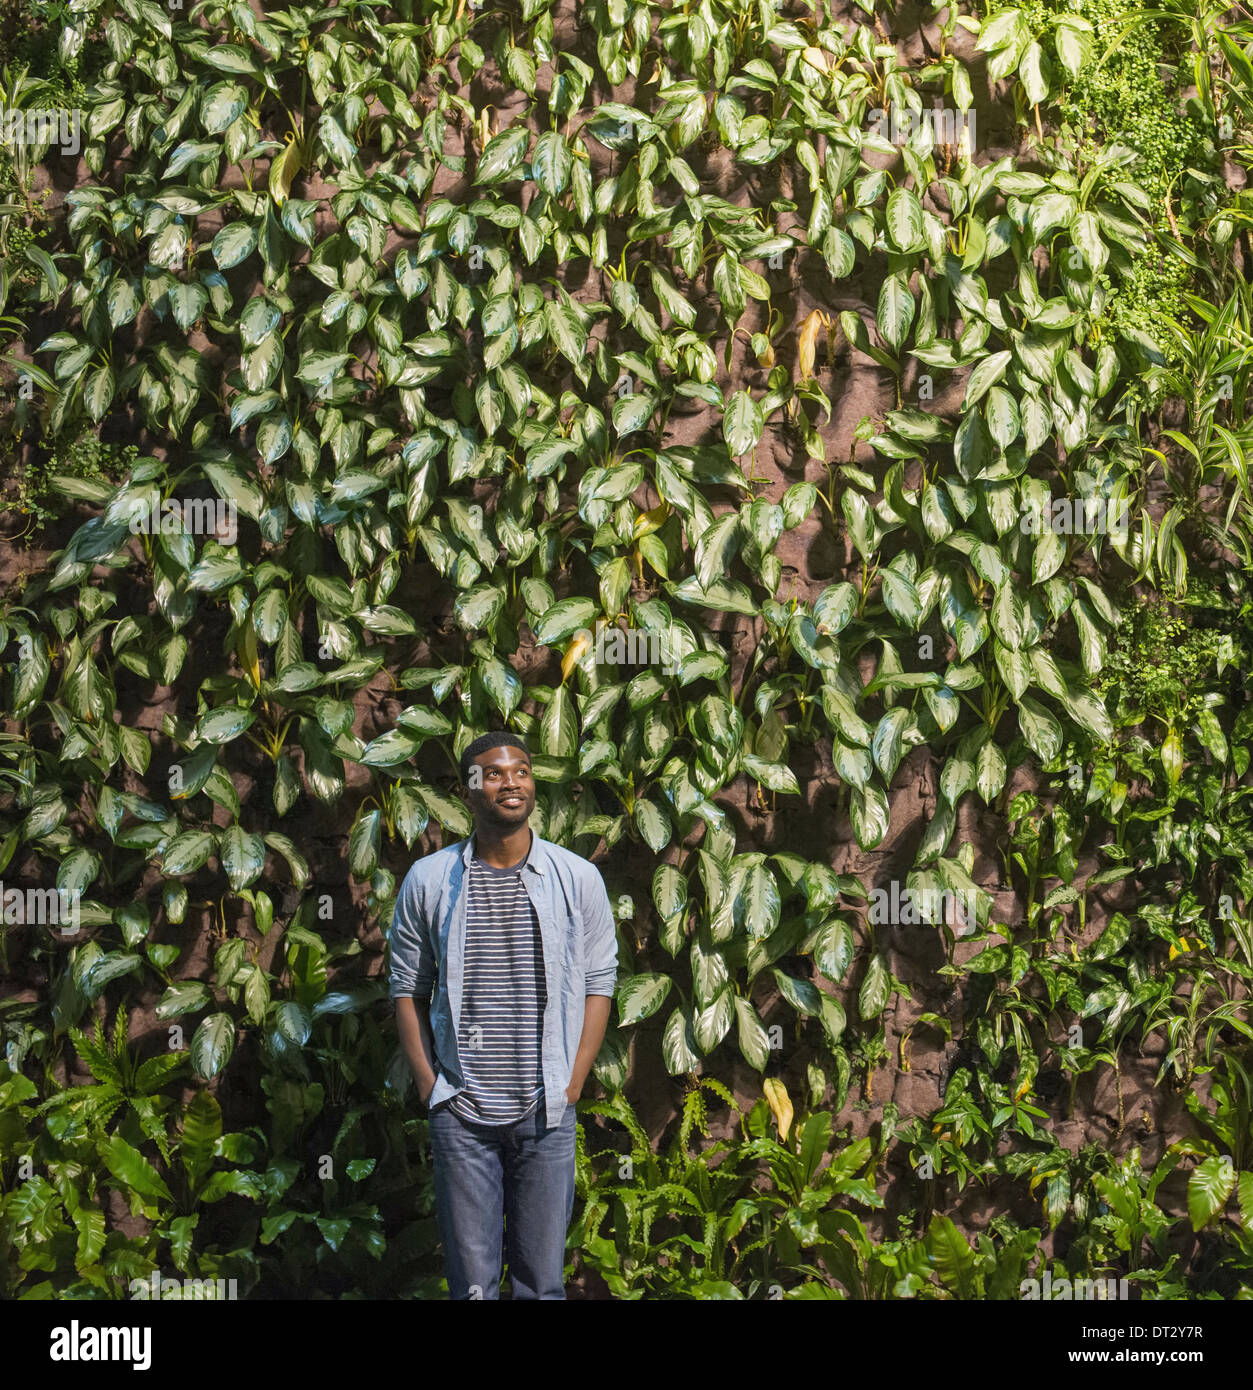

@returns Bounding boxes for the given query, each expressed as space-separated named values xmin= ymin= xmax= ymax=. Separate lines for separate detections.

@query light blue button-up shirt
xmin=387 ymin=829 xmax=619 ymax=1129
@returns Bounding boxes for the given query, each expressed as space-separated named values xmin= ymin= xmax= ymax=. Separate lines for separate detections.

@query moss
xmin=7 ymin=430 xmax=137 ymax=534
xmin=1053 ymin=0 xmax=1205 ymax=206
xmin=1095 ymin=590 xmax=1242 ymax=729
xmin=987 ymin=0 xmax=1211 ymax=360
xmin=0 ymin=0 xmax=95 ymax=107
xmin=1098 ymin=241 xmax=1192 ymax=367
xmin=985 ymin=0 xmax=1206 ymax=202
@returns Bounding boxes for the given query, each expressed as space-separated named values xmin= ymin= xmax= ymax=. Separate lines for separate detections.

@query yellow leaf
xmin=269 ymin=134 xmax=300 ymax=208
xmin=763 ymin=1077 xmax=793 ymax=1142
xmin=798 ymin=309 xmax=834 ymax=381
xmin=561 ymin=627 xmax=594 ymax=683
xmin=802 ymin=46 xmax=829 ymax=74
xmin=632 ymin=501 xmax=669 ymax=541
xmin=240 ymin=625 xmax=261 ymax=690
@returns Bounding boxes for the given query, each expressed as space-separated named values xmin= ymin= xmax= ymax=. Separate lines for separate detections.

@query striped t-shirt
xmin=447 ymin=852 xmax=546 ymax=1125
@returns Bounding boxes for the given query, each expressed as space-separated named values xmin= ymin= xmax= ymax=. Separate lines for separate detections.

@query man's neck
xmin=473 ymin=824 xmax=532 ymax=870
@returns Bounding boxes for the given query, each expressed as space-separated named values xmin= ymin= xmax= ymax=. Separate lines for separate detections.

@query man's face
xmin=466 ymin=745 xmax=535 ymax=829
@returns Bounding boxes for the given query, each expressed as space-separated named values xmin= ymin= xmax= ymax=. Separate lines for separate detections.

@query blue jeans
xmin=428 ymin=1100 xmax=577 ymax=1300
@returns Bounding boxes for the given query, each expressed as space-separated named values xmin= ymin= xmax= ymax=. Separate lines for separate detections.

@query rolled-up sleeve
xmin=582 ymin=864 xmax=618 ymax=997
xmin=388 ymin=864 xmax=434 ymax=1002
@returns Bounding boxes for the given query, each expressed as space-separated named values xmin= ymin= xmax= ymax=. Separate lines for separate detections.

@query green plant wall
xmin=1 ymin=0 xmax=1253 ymax=1299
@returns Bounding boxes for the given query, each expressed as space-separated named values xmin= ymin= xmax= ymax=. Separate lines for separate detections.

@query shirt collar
xmin=462 ymin=826 xmax=543 ymax=873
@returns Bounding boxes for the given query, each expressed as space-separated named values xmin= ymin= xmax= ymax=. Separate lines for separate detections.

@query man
xmin=389 ymin=731 xmax=618 ymax=1299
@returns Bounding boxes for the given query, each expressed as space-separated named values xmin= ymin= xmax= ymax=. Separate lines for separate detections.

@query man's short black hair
xmin=459 ymin=730 xmax=531 ymax=786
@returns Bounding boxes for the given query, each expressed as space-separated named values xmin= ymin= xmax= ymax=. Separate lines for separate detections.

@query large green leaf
xmin=198 ymin=706 xmax=256 ymax=745
xmin=877 ymin=272 xmax=914 ymax=352
xmin=617 ymin=972 xmax=673 ymax=1025
xmin=533 ymin=596 xmax=599 ymax=646
xmin=180 ymin=1090 xmax=222 ymax=1190
xmin=872 ymin=707 xmax=910 ymax=782
xmin=346 ymin=807 xmax=380 ymax=879
xmin=693 ymin=987 xmax=735 ymax=1052
xmin=531 ymin=130 xmax=573 ymax=195
xmin=162 ymin=830 xmax=218 ymax=877
xmin=1188 ymin=1156 xmax=1236 ymax=1231
xmin=540 ymin=684 xmax=578 ymax=757
xmin=927 ymin=1215 xmax=976 ymax=1297
xmin=722 ymin=389 xmax=764 ymax=457
xmin=815 ymin=918 xmax=855 ymax=981
xmin=220 ymin=824 xmax=266 ymax=891
xmin=849 ymin=782 xmax=889 ymax=849
xmin=661 ymin=1004 xmax=700 ymax=1074
xmin=99 ymin=1135 xmax=172 ymax=1203
xmin=544 ymin=297 xmax=588 ymax=364
xmin=735 ymin=996 xmax=771 ymax=1070
xmin=1016 ymin=693 xmax=1062 ymax=763
xmin=962 ymin=350 xmax=1012 ymax=409
xmin=190 ymin=1013 xmax=235 ymax=1079
xmin=885 ymin=186 xmax=925 ymax=252
xmin=858 ymin=953 xmax=890 ymax=1020
xmin=634 ymin=797 xmax=671 ymax=852
xmin=475 ymin=125 xmax=530 ymax=184
xmin=737 ymin=862 xmax=780 ymax=940
xmin=415 ymin=784 xmax=472 ymax=837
